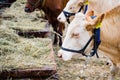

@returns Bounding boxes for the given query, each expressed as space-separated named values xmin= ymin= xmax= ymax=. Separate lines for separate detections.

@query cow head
xmin=57 ymin=0 xmax=86 ymax=23
xmin=58 ymin=12 xmax=104 ymax=61
xmin=25 ymin=0 xmax=43 ymax=13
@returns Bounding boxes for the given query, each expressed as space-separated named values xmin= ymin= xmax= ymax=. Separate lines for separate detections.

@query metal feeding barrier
xmin=0 ymin=0 xmax=13 ymax=9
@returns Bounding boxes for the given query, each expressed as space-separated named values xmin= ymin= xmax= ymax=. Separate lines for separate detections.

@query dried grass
xmin=0 ymin=26 xmax=54 ymax=71
xmin=0 ymin=0 xmax=55 ymax=71
xmin=1 ymin=0 xmax=48 ymax=32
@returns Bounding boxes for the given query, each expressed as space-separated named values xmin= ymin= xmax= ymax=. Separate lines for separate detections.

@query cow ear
xmin=86 ymin=13 xmax=104 ymax=31
xmin=85 ymin=10 xmax=94 ymax=22
xmin=92 ymin=13 xmax=105 ymax=28
xmin=86 ymin=24 xmax=93 ymax=31
xmin=78 ymin=2 xmax=84 ymax=6
xmin=85 ymin=10 xmax=94 ymax=17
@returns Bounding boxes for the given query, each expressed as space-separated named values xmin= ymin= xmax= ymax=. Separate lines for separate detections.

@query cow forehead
xmin=68 ymin=0 xmax=84 ymax=4
xmin=73 ymin=13 xmax=86 ymax=23
xmin=75 ymin=12 xmax=86 ymax=19
xmin=66 ymin=0 xmax=78 ymax=7
xmin=68 ymin=13 xmax=87 ymax=31
xmin=69 ymin=0 xmax=78 ymax=3
xmin=64 ymin=0 xmax=84 ymax=12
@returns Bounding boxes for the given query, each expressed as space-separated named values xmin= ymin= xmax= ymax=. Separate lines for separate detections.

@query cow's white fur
xmin=58 ymin=4 xmax=120 ymax=79
xmin=58 ymin=13 xmax=92 ymax=60
xmin=57 ymin=0 xmax=120 ymax=23
xmin=57 ymin=0 xmax=85 ymax=23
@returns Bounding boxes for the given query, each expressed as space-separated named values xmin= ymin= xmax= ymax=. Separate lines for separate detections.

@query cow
xmin=58 ymin=4 xmax=120 ymax=80
xmin=24 ymin=0 xmax=69 ymax=46
xmin=57 ymin=0 xmax=120 ymax=23
xmin=0 ymin=0 xmax=16 ymax=9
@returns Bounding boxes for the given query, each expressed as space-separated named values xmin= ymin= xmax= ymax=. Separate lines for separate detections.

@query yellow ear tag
xmin=84 ymin=1 xmax=89 ymax=5
xmin=96 ymin=22 xmax=102 ymax=29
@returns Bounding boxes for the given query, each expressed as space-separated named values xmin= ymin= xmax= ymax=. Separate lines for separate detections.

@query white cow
xmin=58 ymin=5 xmax=120 ymax=80
xmin=57 ymin=0 xmax=120 ymax=23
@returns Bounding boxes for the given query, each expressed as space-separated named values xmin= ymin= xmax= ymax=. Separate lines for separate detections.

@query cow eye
xmin=69 ymin=7 xmax=72 ymax=9
xmin=69 ymin=6 xmax=74 ymax=10
xmin=71 ymin=33 xmax=80 ymax=38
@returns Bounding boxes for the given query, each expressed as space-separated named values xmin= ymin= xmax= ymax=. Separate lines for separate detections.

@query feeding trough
xmin=0 ymin=1 xmax=58 ymax=79
xmin=0 ymin=41 xmax=57 ymax=79
xmin=0 ymin=27 xmax=57 ymax=79
xmin=17 ymin=30 xmax=51 ymax=38
xmin=0 ymin=67 xmax=57 ymax=79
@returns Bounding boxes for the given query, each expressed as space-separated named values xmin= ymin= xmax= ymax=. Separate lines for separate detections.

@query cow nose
xmin=57 ymin=51 xmax=62 ymax=58
xmin=57 ymin=17 xmax=61 ymax=21
xmin=58 ymin=55 xmax=62 ymax=58
xmin=24 ymin=7 xmax=31 ymax=12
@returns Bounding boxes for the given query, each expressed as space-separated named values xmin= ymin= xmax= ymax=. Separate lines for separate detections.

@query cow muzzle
xmin=57 ymin=12 xmax=66 ymax=23
xmin=24 ymin=7 xmax=33 ymax=13
xmin=58 ymin=50 xmax=73 ymax=61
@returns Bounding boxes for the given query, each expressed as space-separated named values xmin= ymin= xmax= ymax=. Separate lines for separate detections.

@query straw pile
xmin=0 ymin=0 xmax=55 ymax=71
xmin=0 ymin=26 xmax=55 ymax=71
xmin=1 ymin=0 xmax=49 ymax=32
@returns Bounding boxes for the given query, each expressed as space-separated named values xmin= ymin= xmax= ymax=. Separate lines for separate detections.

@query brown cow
xmin=25 ymin=0 xmax=69 ymax=46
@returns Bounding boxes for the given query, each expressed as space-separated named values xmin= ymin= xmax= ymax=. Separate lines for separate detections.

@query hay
xmin=0 ymin=26 xmax=20 ymax=55
xmin=1 ymin=0 xmax=48 ymax=32
xmin=0 ymin=0 xmax=55 ymax=71
xmin=0 ymin=26 xmax=20 ymax=43
xmin=0 ymin=26 xmax=54 ymax=71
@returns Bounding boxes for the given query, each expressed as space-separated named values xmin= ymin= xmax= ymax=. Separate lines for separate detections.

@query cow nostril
xmin=57 ymin=52 xmax=62 ymax=58
xmin=59 ymin=17 xmax=61 ymax=20
xmin=57 ymin=54 xmax=62 ymax=58
xmin=24 ymin=7 xmax=31 ymax=12
xmin=58 ymin=17 xmax=61 ymax=20
xmin=59 ymin=55 xmax=62 ymax=58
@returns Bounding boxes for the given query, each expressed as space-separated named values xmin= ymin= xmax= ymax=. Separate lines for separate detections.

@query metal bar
xmin=0 ymin=3 xmax=12 ymax=5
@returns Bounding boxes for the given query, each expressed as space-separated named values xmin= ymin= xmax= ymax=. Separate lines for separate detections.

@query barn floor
xmin=0 ymin=0 xmax=120 ymax=80
xmin=54 ymin=46 xmax=120 ymax=80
